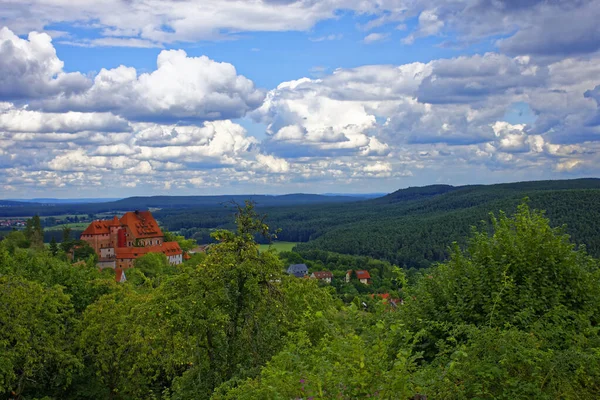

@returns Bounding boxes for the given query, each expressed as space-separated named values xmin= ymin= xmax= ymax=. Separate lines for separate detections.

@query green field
xmin=258 ymin=241 xmax=298 ymax=253
xmin=45 ymin=222 xmax=90 ymax=231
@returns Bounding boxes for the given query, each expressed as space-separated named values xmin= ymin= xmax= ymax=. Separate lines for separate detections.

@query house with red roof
xmin=345 ymin=269 xmax=371 ymax=285
xmin=310 ymin=271 xmax=333 ymax=283
xmin=80 ymin=210 xmax=182 ymax=280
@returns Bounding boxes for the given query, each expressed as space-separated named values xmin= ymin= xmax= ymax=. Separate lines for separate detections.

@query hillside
xmin=152 ymin=179 xmax=600 ymax=268
xmin=0 ymin=193 xmax=363 ymax=217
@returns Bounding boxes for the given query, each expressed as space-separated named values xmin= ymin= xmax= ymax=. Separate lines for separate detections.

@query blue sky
xmin=0 ymin=0 xmax=599 ymax=197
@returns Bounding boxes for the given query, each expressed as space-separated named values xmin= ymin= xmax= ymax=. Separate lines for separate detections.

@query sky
xmin=1 ymin=0 xmax=600 ymax=197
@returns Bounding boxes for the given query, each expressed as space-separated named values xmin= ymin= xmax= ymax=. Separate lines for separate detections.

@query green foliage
xmin=215 ymin=303 xmax=417 ymax=399
xmin=50 ymin=237 xmax=59 ymax=256
xmin=414 ymin=326 xmax=600 ymax=399
xmin=129 ymin=252 xmax=178 ymax=287
xmin=0 ymin=247 xmax=113 ymax=313
xmin=1 ymin=198 xmax=600 ymax=399
xmin=402 ymin=203 xmax=600 ymax=334
xmin=0 ymin=276 xmax=80 ymax=399
xmin=24 ymin=215 xmax=44 ymax=248
xmin=73 ymin=240 xmax=97 ymax=263
xmin=0 ymin=230 xmax=30 ymax=253
xmin=398 ymin=202 xmax=600 ymax=398
xmin=163 ymin=231 xmax=197 ymax=252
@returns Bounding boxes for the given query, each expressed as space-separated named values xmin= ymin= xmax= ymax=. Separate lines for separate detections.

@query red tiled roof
xmin=115 ymin=241 xmax=182 ymax=260
xmin=108 ymin=215 xmax=121 ymax=227
xmin=371 ymin=293 xmax=390 ymax=299
xmin=81 ymin=220 xmax=111 ymax=235
xmin=183 ymin=253 xmax=191 ymax=260
xmin=159 ymin=241 xmax=183 ymax=256
xmin=120 ymin=211 xmax=163 ymax=239
xmin=355 ymin=270 xmax=371 ymax=280
xmin=312 ymin=271 xmax=333 ymax=279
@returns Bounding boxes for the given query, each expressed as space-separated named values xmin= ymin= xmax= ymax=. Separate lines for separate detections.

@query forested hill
xmin=294 ymin=179 xmax=600 ymax=267
xmin=0 ymin=193 xmax=363 ymax=217
xmin=153 ymin=178 xmax=600 ymax=269
xmin=371 ymin=178 xmax=600 ymax=204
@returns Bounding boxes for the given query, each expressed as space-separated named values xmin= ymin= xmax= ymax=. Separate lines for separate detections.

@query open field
xmin=258 ymin=241 xmax=299 ymax=253
xmin=45 ymin=222 xmax=90 ymax=231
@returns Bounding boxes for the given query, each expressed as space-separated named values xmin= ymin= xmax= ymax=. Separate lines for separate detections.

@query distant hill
xmin=6 ymin=198 xmax=122 ymax=204
xmin=373 ymin=178 xmax=600 ymax=205
xmin=292 ymin=178 xmax=600 ymax=267
xmin=0 ymin=200 xmax=30 ymax=207
xmin=148 ymin=178 xmax=600 ymax=269
xmin=0 ymin=193 xmax=364 ymax=217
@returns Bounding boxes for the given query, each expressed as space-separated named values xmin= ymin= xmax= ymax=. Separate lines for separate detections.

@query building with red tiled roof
xmin=355 ymin=270 xmax=371 ymax=284
xmin=80 ymin=210 xmax=182 ymax=281
xmin=310 ymin=271 xmax=333 ymax=283
xmin=345 ymin=269 xmax=372 ymax=285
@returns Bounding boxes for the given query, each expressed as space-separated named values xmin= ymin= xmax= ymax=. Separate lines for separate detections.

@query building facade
xmin=80 ymin=210 xmax=183 ymax=280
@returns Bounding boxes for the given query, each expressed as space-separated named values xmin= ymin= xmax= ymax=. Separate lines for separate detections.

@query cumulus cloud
xmin=402 ymin=9 xmax=444 ymax=45
xmin=1 ymin=0 xmax=598 ymax=64
xmin=0 ymin=27 xmax=90 ymax=101
xmin=0 ymin=104 xmax=130 ymax=133
xmin=417 ymin=53 xmax=546 ymax=104
xmin=1 ymin=17 xmax=600 ymax=195
xmin=497 ymin=0 xmax=600 ymax=57
xmin=256 ymin=154 xmax=290 ymax=173
xmin=37 ymin=49 xmax=264 ymax=123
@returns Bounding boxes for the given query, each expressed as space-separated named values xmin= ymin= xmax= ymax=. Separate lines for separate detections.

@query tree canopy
xmin=1 ymin=201 xmax=599 ymax=399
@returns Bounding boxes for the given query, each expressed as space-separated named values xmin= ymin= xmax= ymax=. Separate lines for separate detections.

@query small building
xmin=287 ymin=263 xmax=308 ymax=278
xmin=345 ymin=269 xmax=372 ymax=285
xmin=356 ymin=270 xmax=371 ymax=285
xmin=310 ymin=271 xmax=333 ymax=283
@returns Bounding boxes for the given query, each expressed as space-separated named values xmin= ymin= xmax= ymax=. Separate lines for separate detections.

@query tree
xmin=24 ymin=215 xmax=43 ymax=248
xmin=403 ymin=202 xmax=600 ymax=335
xmin=50 ymin=237 xmax=59 ymax=256
xmin=60 ymin=225 xmax=74 ymax=253
xmin=0 ymin=231 xmax=29 ymax=253
xmin=164 ymin=230 xmax=197 ymax=252
xmin=399 ymin=202 xmax=600 ymax=398
xmin=128 ymin=252 xmax=177 ymax=287
xmin=73 ymin=240 xmax=97 ymax=263
xmin=0 ymin=276 xmax=80 ymax=399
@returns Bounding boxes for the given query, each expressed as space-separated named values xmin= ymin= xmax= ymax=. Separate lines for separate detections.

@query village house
xmin=287 ymin=263 xmax=308 ymax=278
xmin=310 ymin=271 xmax=333 ymax=283
xmin=80 ymin=210 xmax=183 ymax=280
xmin=345 ymin=269 xmax=372 ymax=285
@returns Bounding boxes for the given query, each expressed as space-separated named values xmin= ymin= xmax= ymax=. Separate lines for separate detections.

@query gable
xmin=120 ymin=211 xmax=164 ymax=239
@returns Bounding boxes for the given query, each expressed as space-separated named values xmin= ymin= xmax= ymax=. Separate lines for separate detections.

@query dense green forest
xmin=2 ymin=201 xmax=600 ymax=399
xmin=153 ymin=179 xmax=600 ymax=268
xmin=4 ymin=179 xmax=600 ymax=271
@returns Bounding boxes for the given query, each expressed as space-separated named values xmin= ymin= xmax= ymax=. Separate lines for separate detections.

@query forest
xmin=5 ymin=179 xmax=600 ymax=270
xmin=2 ymin=201 xmax=600 ymax=399
xmin=155 ymin=179 xmax=600 ymax=268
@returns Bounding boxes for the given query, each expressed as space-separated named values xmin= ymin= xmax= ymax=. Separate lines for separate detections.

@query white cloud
xmin=0 ymin=27 xmax=90 ymax=101
xmin=1 ymin=21 xmax=600 ymax=195
xmin=59 ymin=37 xmax=162 ymax=48
xmin=402 ymin=9 xmax=444 ymax=45
xmin=256 ymin=154 xmax=290 ymax=173
xmin=0 ymin=104 xmax=129 ymax=133
xmin=363 ymin=33 xmax=389 ymax=44
xmin=38 ymin=49 xmax=264 ymax=123
xmin=310 ymin=34 xmax=343 ymax=42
